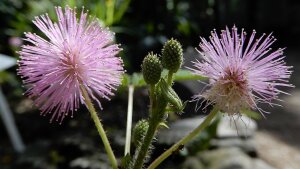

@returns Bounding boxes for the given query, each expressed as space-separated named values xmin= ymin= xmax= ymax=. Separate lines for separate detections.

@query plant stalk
xmin=149 ymin=84 xmax=155 ymax=115
xmin=125 ymin=85 xmax=134 ymax=155
xmin=147 ymin=107 xmax=219 ymax=169
xmin=132 ymin=119 xmax=159 ymax=169
xmin=80 ymin=85 xmax=118 ymax=169
xmin=167 ymin=71 xmax=173 ymax=85
xmin=132 ymin=84 xmax=159 ymax=169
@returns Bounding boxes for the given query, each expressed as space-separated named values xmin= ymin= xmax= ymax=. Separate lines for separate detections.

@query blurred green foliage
xmin=122 ymin=69 xmax=206 ymax=88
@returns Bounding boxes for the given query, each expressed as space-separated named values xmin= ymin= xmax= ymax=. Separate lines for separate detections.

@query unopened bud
xmin=161 ymin=38 xmax=183 ymax=73
xmin=133 ymin=119 xmax=149 ymax=146
xmin=142 ymin=53 xmax=162 ymax=85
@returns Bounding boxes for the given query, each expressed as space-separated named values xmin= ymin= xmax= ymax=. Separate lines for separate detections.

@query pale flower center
xmin=205 ymin=68 xmax=254 ymax=115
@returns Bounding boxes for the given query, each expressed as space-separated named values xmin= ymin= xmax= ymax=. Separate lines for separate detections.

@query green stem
xmin=149 ymin=85 xmax=155 ymax=114
xmin=167 ymin=71 xmax=173 ymax=85
xmin=133 ymin=119 xmax=159 ymax=169
xmin=80 ymin=85 xmax=118 ymax=169
xmin=132 ymin=84 xmax=160 ymax=169
xmin=147 ymin=107 xmax=219 ymax=169
xmin=125 ymin=85 xmax=134 ymax=155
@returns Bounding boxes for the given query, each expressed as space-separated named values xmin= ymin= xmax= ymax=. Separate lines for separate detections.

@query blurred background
xmin=0 ymin=0 xmax=299 ymax=169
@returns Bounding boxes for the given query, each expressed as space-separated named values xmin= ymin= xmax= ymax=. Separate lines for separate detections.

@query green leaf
xmin=120 ymin=69 xmax=206 ymax=88
xmin=114 ymin=0 xmax=131 ymax=23
xmin=165 ymin=101 xmax=187 ymax=114
xmin=240 ymin=109 xmax=262 ymax=120
xmin=105 ymin=0 xmax=115 ymax=26
xmin=121 ymin=73 xmax=145 ymax=87
xmin=66 ymin=0 xmax=76 ymax=7
xmin=94 ymin=1 xmax=107 ymax=21
xmin=121 ymin=73 xmax=130 ymax=86
xmin=173 ymin=69 xmax=207 ymax=81
xmin=131 ymin=73 xmax=146 ymax=87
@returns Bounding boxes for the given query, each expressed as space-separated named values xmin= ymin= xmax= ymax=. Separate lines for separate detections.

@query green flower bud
xmin=142 ymin=53 xmax=162 ymax=85
xmin=161 ymin=38 xmax=183 ymax=73
xmin=133 ymin=119 xmax=149 ymax=146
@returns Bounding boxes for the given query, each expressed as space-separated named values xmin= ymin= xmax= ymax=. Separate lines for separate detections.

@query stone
xmin=181 ymin=157 xmax=205 ymax=169
xmin=0 ymin=54 xmax=16 ymax=71
xmin=61 ymin=134 xmax=95 ymax=152
xmin=157 ymin=115 xmax=257 ymax=145
xmin=16 ymin=140 xmax=51 ymax=169
xmin=70 ymin=153 xmax=110 ymax=169
xmin=157 ymin=116 xmax=206 ymax=145
xmin=217 ymin=116 xmax=257 ymax=138
xmin=210 ymin=138 xmax=256 ymax=156
xmin=198 ymin=147 xmax=253 ymax=169
xmin=252 ymin=159 xmax=275 ymax=169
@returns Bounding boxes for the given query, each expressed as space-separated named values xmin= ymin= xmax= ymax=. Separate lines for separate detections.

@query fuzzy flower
xmin=18 ymin=6 xmax=124 ymax=123
xmin=190 ymin=26 xmax=293 ymax=116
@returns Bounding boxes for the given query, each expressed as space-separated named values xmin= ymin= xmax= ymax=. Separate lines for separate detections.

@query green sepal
xmin=153 ymin=85 xmax=168 ymax=120
xmin=165 ymin=101 xmax=188 ymax=114
xmin=159 ymin=79 xmax=184 ymax=112
xmin=158 ymin=122 xmax=169 ymax=129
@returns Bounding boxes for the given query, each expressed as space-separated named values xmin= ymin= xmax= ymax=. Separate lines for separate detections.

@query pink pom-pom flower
xmin=190 ymin=26 xmax=293 ymax=116
xmin=18 ymin=6 xmax=124 ymax=123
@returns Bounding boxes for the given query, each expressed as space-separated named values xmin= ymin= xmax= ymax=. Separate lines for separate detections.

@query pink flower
xmin=190 ymin=26 xmax=293 ymax=116
xmin=18 ymin=6 xmax=124 ymax=123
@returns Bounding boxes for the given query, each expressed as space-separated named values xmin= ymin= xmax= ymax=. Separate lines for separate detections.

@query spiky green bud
xmin=161 ymin=38 xmax=183 ymax=73
xmin=133 ymin=119 xmax=149 ymax=146
xmin=142 ymin=53 xmax=162 ymax=85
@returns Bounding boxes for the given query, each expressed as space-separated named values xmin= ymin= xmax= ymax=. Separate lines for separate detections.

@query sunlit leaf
xmin=131 ymin=73 xmax=146 ymax=87
xmin=173 ymin=69 xmax=206 ymax=81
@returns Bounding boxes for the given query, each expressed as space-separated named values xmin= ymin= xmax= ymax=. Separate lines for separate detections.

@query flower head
xmin=18 ymin=6 xmax=124 ymax=123
xmin=190 ymin=26 xmax=293 ymax=115
xmin=161 ymin=38 xmax=183 ymax=73
xmin=142 ymin=52 xmax=162 ymax=85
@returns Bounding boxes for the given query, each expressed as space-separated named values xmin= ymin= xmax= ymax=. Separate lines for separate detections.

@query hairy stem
xmin=132 ymin=85 xmax=160 ymax=169
xmin=147 ymin=107 xmax=219 ymax=169
xmin=167 ymin=71 xmax=173 ymax=85
xmin=149 ymin=85 xmax=155 ymax=115
xmin=80 ymin=85 xmax=118 ymax=169
xmin=132 ymin=118 xmax=159 ymax=169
